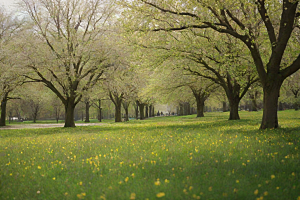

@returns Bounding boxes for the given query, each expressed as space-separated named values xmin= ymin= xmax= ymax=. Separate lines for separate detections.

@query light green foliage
xmin=0 ymin=110 xmax=300 ymax=199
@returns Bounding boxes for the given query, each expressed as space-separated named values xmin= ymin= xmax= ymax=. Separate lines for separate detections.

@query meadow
xmin=0 ymin=110 xmax=299 ymax=200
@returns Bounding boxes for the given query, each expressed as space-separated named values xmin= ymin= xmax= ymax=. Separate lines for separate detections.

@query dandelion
xmin=125 ymin=177 xmax=129 ymax=182
xmin=79 ymin=182 xmax=83 ymax=186
xmin=276 ymin=187 xmax=279 ymax=190
xmin=156 ymin=192 xmax=165 ymax=198
xmin=130 ymin=193 xmax=136 ymax=200
xmin=155 ymin=179 xmax=161 ymax=186
xmin=208 ymin=186 xmax=212 ymax=191
xmin=271 ymin=175 xmax=275 ymax=179
xmin=164 ymin=179 xmax=169 ymax=183
xmin=263 ymin=191 xmax=268 ymax=196
xmin=236 ymin=180 xmax=239 ymax=183
xmin=38 ymin=166 xmax=41 ymax=169
xmin=53 ymin=177 xmax=56 ymax=180
xmin=292 ymin=172 xmax=295 ymax=176
xmin=254 ymin=189 xmax=259 ymax=195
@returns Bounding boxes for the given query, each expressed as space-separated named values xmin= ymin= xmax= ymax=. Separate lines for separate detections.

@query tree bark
xmin=222 ymin=101 xmax=227 ymax=112
xmin=149 ymin=105 xmax=153 ymax=117
xmin=152 ymin=106 xmax=154 ymax=117
xmin=0 ymin=98 xmax=7 ymax=126
xmin=179 ymin=103 xmax=184 ymax=116
xmin=138 ymin=103 xmax=145 ymax=120
xmin=85 ymin=101 xmax=90 ymax=122
xmin=135 ymin=101 xmax=139 ymax=119
xmin=115 ymin=103 xmax=122 ymax=122
xmin=64 ymin=98 xmax=76 ymax=127
xmin=145 ymin=106 xmax=149 ymax=118
xmin=229 ymin=98 xmax=240 ymax=120
xmin=260 ymin=84 xmax=281 ymax=129
xmin=196 ymin=98 xmax=205 ymax=117
xmin=122 ymin=101 xmax=130 ymax=122
xmin=98 ymin=99 xmax=102 ymax=122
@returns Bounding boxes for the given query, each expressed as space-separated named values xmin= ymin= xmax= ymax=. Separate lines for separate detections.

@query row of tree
xmin=0 ymin=0 xmax=300 ymax=129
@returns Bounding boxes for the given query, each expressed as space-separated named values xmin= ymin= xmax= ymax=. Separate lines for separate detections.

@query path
xmin=0 ymin=123 xmax=103 ymax=130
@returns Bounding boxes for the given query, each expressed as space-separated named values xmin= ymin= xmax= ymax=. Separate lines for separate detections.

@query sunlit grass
xmin=0 ymin=110 xmax=299 ymax=199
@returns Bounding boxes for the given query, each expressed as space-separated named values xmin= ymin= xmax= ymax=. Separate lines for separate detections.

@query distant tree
xmin=19 ymin=0 xmax=115 ymax=127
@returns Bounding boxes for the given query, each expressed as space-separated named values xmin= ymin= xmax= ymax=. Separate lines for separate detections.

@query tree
xmin=125 ymin=0 xmax=300 ymax=129
xmin=0 ymin=9 xmax=23 ymax=126
xmin=19 ymin=0 xmax=115 ymax=127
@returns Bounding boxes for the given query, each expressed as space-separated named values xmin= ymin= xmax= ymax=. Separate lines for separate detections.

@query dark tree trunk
xmin=139 ymin=103 xmax=145 ymax=120
xmin=229 ymin=99 xmax=240 ymax=120
xmin=0 ymin=98 xmax=7 ymax=126
xmin=64 ymin=98 xmax=76 ymax=127
xmin=135 ymin=101 xmax=139 ymax=119
xmin=145 ymin=106 xmax=149 ymax=118
xmin=55 ymin=108 xmax=59 ymax=123
xmin=152 ymin=106 xmax=154 ymax=117
xmin=222 ymin=101 xmax=227 ymax=112
xmin=109 ymin=92 xmax=123 ymax=122
xmin=85 ymin=101 xmax=90 ymax=122
xmin=92 ymin=99 xmax=102 ymax=122
xmin=260 ymin=84 xmax=281 ymax=129
xmin=149 ymin=105 xmax=153 ymax=117
xmin=196 ymin=98 xmax=205 ymax=117
xmin=115 ymin=103 xmax=122 ymax=122
xmin=179 ymin=103 xmax=184 ymax=116
xmin=122 ymin=101 xmax=130 ymax=122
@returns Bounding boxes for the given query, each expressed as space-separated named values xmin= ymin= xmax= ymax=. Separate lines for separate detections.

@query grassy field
xmin=0 ymin=110 xmax=299 ymax=200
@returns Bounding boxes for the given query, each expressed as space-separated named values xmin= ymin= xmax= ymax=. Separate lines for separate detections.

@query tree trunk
xmin=122 ymin=101 xmax=130 ymax=122
xmin=0 ymin=98 xmax=7 ymax=126
xmin=135 ymin=101 xmax=139 ymax=119
xmin=228 ymin=98 xmax=240 ymax=120
xmin=97 ymin=99 xmax=102 ymax=122
xmin=149 ymin=105 xmax=152 ymax=117
xmin=222 ymin=101 xmax=227 ymax=112
xmin=139 ymin=103 xmax=145 ymax=120
xmin=196 ymin=98 xmax=205 ymax=117
xmin=64 ymin=98 xmax=76 ymax=127
xmin=260 ymin=85 xmax=281 ymax=129
xmin=115 ymin=103 xmax=122 ymax=122
xmin=152 ymin=106 xmax=154 ymax=117
xmin=179 ymin=103 xmax=184 ymax=116
xmin=85 ymin=101 xmax=90 ymax=122
xmin=145 ymin=106 xmax=149 ymax=118
xmin=124 ymin=106 xmax=129 ymax=121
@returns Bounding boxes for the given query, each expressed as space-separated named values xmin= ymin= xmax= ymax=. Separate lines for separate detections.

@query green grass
xmin=0 ymin=110 xmax=299 ymax=200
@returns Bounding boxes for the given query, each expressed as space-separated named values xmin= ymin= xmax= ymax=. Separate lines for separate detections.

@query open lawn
xmin=0 ymin=110 xmax=299 ymax=200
